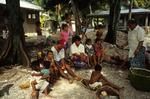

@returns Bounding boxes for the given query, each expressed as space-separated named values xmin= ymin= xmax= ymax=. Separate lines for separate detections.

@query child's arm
xmin=41 ymin=75 xmax=50 ymax=79
xmin=32 ymin=72 xmax=43 ymax=76
xmin=100 ymin=74 xmax=110 ymax=83
xmin=89 ymin=72 xmax=95 ymax=84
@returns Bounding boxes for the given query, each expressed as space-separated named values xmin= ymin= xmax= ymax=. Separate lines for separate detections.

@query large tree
xmin=0 ymin=0 xmax=30 ymax=66
xmin=105 ymin=0 xmax=121 ymax=44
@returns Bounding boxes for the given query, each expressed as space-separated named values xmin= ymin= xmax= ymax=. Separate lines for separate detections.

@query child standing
xmin=85 ymin=38 xmax=95 ymax=67
xmin=60 ymin=24 xmax=69 ymax=46
xmin=60 ymin=24 xmax=70 ymax=56
xmin=93 ymin=38 xmax=104 ymax=64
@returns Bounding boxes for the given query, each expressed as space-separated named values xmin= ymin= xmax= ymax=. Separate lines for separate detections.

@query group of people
xmin=30 ymin=48 xmax=124 ymax=99
xmin=30 ymin=16 xmax=149 ymax=99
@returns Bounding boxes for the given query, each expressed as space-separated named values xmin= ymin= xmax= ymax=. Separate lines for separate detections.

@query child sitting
xmin=30 ymin=60 xmax=50 ymax=99
xmin=81 ymin=64 xmax=123 ymax=96
xmin=85 ymin=38 xmax=95 ymax=67
xmin=40 ymin=61 xmax=51 ymax=81
xmin=45 ymin=50 xmax=59 ymax=83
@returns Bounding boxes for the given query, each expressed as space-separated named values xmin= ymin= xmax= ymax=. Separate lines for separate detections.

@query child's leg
xmin=31 ymin=80 xmax=38 ymax=99
xmin=96 ymin=85 xmax=120 ymax=97
xmin=43 ymin=85 xmax=49 ymax=96
xmin=87 ymin=55 xmax=90 ymax=66
xmin=93 ymin=55 xmax=97 ymax=66
xmin=103 ymin=81 xmax=123 ymax=91
xmin=31 ymin=91 xmax=39 ymax=99
xmin=31 ymin=80 xmax=37 ymax=92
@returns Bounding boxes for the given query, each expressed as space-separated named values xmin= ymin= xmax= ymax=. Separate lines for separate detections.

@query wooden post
xmin=145 ymin=13 xmax=149 ymax=26
xmin=124 ymin=15 xmax=127 ymax=29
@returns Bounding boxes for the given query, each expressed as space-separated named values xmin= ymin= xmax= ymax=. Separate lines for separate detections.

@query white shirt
xmin=51 ymin=46 xmax=65 ymax=61
xmin=30 ymin=71 xmax=42 ymax=83
xmin=128 ymin=25 xmax=145 ymax=58
xmin=70 ymin=43 xmax=85 ymax=56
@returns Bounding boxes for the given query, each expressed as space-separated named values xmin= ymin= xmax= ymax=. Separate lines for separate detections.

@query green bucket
xmin=129 ymin=68 xmax=150 ymax=91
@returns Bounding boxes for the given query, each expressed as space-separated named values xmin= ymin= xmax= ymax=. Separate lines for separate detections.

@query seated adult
xmin=51 ymin=39 xmax=81 ymax=83
xmin=70 ymin=35 xmax=88 ymax=67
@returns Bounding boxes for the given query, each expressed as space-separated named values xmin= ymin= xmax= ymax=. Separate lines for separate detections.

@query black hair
xmin=43 ymin=61 xmax=50 ymax=69
xmin=95 ymin=24 xmax=105 ymax=30
xmin=37 ymin=58 xmax=44 ymax=64
xmin=95 ymin=38 xmax=101 ymax=43
xmin=73 ymin=35 xmax=81 ymax=42
xmin=47 ymin=50 xmax=53 ymax=55
xmin=127 ymin=19 xmax=137 ymax=25
xmin=31 ymin=60 xmax=39 ymax=70
xmin=85 ymin=38 xmax=92 ymax=44
xmin=64 ymin=13 xmax=71 ymax=19
xmin=95 ymin=64 xmax=102 ymax=71
xmin=61 ymin=24 xmax=68 ymax=30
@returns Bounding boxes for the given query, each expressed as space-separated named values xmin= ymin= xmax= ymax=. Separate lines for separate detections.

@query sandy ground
xmin=0 ymin=65 xmax=150 ymax=99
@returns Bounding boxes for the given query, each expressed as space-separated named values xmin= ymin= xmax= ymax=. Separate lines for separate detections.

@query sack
xmin=19 ymin=80 xmax=30 ymax=89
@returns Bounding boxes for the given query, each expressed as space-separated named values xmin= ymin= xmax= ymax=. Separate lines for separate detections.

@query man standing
xmin=123 ymin=19 xmax=145 ymax=68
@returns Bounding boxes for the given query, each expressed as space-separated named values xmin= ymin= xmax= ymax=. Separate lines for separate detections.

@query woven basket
xmin=129 ymin=68 xmax=150 ymax=91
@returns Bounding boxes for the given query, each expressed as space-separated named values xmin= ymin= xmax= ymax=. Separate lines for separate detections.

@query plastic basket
xmin=129 ymin=67 xmax=150 ymax=91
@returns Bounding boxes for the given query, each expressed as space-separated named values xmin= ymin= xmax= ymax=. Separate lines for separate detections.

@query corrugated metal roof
xmin=0 ymin=0 xmax=42 ymax=11
xmin=88 ymin=8 xmax=150 ymax=17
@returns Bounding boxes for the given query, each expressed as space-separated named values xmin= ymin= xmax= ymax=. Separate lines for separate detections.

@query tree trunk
xmin=0 ymin=0 xmax=30 ymax=66
xmin=71 ymin=0 xmax=81 ymax=35
xmin=89 ymin=4 xmax=93 ymax=14
xmin=129 ymin=0 xmax=133 ymax=19
xmin=105 ymin=0 xmax=121 ymax=44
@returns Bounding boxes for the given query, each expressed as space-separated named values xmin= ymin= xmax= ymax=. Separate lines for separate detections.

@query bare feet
xmin=74 ymin=76 xmax=82 ymax=81
xmin=31 ymin=91 xmax=38 ymax=99
xmin=69 ymin=79 xmax=74 ymax=84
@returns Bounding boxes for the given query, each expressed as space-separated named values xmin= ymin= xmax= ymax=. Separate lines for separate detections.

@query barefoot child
xmin=85 ymin=38 xmax=95 ymax=67
xmin=93 ymin=38 xmax=104 ymax=64
xmin=30 ymin=60 xmax=50 ymax=99
xmin=82 ymin=64 xmax=123 ymax=98
xmin=46 ymin=50 xmax=59 ymax=83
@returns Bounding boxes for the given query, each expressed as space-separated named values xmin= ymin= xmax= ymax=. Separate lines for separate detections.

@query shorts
xmin=35 ymin=80 xmax=49 ymax=93
xmin=89 ymin=82 xmax=103 ymax=89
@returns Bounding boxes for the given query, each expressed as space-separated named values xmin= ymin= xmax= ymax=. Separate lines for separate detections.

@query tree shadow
xmin=0 ymin=84 xmax=14 ymax=97
xmin=0 ymin=69 xmax=4 ymax=74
